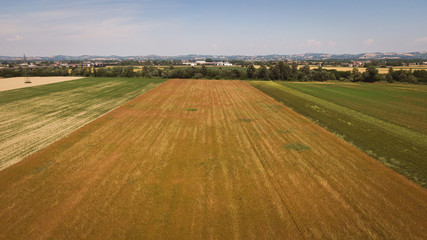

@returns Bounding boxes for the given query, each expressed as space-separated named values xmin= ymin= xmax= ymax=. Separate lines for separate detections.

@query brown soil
xmin=0 ymin=79 xmax=425 ymax=239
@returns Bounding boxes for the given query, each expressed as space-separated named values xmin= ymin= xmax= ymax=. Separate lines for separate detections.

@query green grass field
xmin=0 ymin=77 xmax=164 ymax=169
xmin=250 ymin=81 xmax=427 ymax=187
xmin=282 ymin=82 xmax=427 ymax=134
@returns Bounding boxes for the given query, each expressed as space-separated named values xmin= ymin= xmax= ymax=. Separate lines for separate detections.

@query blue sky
xmin=1 ymin=0 xmax=426 ymax=56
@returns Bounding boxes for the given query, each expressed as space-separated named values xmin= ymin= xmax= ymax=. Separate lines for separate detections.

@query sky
xmin=1 ymin=0 xmax=427 ymax=56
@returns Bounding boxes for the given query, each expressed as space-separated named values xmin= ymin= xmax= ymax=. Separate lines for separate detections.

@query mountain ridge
xmin=1 ymin=52 xmax=427 ymax=61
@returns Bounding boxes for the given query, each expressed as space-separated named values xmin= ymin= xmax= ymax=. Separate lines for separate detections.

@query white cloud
xmin=6 ymin=35 xmax=22 ymax=42
xmin=307 ymin=39 xmax=322 ymax=47
xmin=328 ymin=40 xmax=337 ymax=47
xmin=414 ymin=37 xmax=427 ymax=43
xmin=0 ymin=2 xmax=184 ymax=55
xmin=364 ymin=39 xmax=374 ymax=46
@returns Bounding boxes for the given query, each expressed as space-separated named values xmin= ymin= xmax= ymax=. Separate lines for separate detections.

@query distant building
xmin=182 ymin=61 xmax=196 ymax=66
xmin=182 ymin=60 xmax=232 ymax=66
xmin=353 ymin=61 xmax=365 ymax=66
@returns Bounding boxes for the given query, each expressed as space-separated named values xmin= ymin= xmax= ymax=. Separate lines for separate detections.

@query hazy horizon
xmin=1 ymin=0 xmax=427 ymax=56
xmin=3 ymin=52 xmax=427 ymax=58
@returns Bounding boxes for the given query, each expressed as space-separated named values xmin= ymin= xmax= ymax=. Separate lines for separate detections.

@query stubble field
xmin=0 ymin=79 xmax=425 ymax=239
xmin=0 ymin=76 xmax=84 ymax=92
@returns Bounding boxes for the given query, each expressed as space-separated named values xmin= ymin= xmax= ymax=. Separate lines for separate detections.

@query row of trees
xmin=347 ymin=65 xmax=426 ymax=83
xmin=1 ymin=62 xmax=426 ymax=83
xmin=386 ymin=67 xmax=421 ymax=83
xmin=349 ymin=66 xmax=381 ymax=82
xmin=0 ymin=67 xmax=70 ymax=78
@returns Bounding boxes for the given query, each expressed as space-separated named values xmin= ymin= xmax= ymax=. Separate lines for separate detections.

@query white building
xmin=182 ymin=61 xmax=196 ymax=66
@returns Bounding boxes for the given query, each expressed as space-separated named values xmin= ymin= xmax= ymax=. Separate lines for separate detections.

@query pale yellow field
xmin=0 ymin=77 xmax=84 ymax=92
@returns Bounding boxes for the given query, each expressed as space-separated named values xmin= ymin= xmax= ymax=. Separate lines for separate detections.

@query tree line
xmin=1 ymin=62 xmax=426 ymax=83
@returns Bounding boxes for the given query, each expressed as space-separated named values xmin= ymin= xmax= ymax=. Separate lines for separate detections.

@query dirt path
xmin=0 ymin=79 xmax=425 ymax=239
xmin=0 ymin=76 xmax=84 ymax=92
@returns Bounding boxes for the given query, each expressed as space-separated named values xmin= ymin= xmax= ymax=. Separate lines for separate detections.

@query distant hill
xmin=1 ymin=52 xmax=427 ymax=61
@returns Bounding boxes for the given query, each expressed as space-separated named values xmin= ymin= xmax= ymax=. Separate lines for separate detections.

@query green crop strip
xmin=250 ymin=81 xmax=427 ymax=187
xmin=281 ymin=82 xmax=427 ymax=134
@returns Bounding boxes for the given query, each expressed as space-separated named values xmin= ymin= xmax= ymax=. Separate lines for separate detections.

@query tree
xmin=122 ymin=66 xmax=135 ymax=78
xmin=201 ymin=65 xmax=208 ymax=76
xmin=231 ymin=69 xmax=243 ymax=79
xmin=142 ymin=66 xmax=152 ymax=78
xmin=413 ymin=70 xmax=427 ymax=83
xmin=270 ymin=65 xmax=280 ymax=80
xmin=300 ymin=65 xmax=310 ymax=75
xmin=277 ymin=61 xmax=291 ymax=80
xmin=311 ymin=68 xmax=329 ymax=82
xmin=246 ymin=64 xmax=256 ymax=79
xmin=350 ymin=67 xmax=362 ymax=82
xmin=386 ymin=67 xmax=394 ymax=82
xmin=291 ymin=62 xmax=298 ymax=79
xmin=194 ymin=73 xmax=203 ymax=79
xmin=257 ymin=64 xmax=269 ymax=80
xmin=83 ymin=68 xmax=91 ymax=77
xmin=363 ymin=65 xmax=379 ymax=82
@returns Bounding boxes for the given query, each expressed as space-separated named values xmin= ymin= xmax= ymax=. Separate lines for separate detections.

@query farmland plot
xmin=0 ymin=77 xmax=164 ymax=170
xmin=0 ymin=79 xmax=426 ymax=239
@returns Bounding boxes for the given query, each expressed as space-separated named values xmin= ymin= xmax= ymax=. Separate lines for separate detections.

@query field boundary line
xmin=262 ymin=81 xmax=427 ymax=147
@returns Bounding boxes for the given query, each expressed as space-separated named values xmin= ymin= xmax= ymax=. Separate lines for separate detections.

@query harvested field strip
xmin=0 ymin=77 xmax=164 ymax=170
xmin=281 ymin=82 xmax=427 ymax=134
xmin=250 ymin=81 xmax=427 ymax=186
xmin=0 ymin=79 xmax=426 ymax=239
xmin=0 ymin=77 xmax=84 ymax=92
